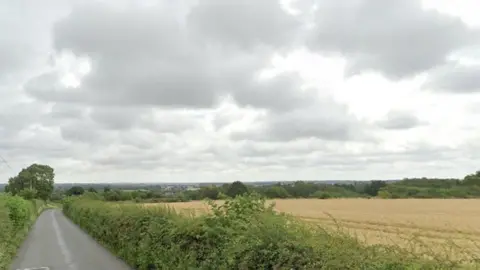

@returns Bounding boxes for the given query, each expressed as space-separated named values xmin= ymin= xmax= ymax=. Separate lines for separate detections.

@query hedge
xmin=0 ymin=194 xmax=46 ymax=270
xmin=63 ymin=194 xmax=455 ymax=270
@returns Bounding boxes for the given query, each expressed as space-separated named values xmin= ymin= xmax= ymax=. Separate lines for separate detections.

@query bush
xmin=0 ymin=194 xmax=46 ymax=270
xmin=63 ymin=194 xmax=453 ymax=270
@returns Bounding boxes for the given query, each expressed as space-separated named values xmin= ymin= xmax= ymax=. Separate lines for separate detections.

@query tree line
xmin=4 ymin=163 xmax=480 ymax=201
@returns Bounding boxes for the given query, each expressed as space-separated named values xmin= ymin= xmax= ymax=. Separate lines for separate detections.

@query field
xmin=145 ymin=198 xmax=480 ymax=261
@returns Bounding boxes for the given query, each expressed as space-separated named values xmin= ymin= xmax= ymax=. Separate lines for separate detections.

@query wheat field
xmin=144 ymin=198 xmax=480 ymax=260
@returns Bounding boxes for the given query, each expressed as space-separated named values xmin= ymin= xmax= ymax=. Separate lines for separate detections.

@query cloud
xmin=306 ymin=0 xmax=479 ymax=79
xmin=2 ymin=0 xmax=480 ymax=183
xmin=187 ymin=0 xmax=302 ymax=50
xmin=231 ymin=99 xmax=373 ymax=142
xmin=25 ymin=1 xmax=309 ymax=113
xmin=376 ymin=110 xmax=426 ymax=130
xmin=424 ymin=63 xmax=480 ymax=93
xmin=0 ymin=1 xmax=69 ymax=80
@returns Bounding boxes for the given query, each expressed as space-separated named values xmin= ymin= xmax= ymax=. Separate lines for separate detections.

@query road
xmin=10 ymin=209 xmax=132 ymax=270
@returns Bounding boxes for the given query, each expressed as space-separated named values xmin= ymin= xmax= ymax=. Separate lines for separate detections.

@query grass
xmin=144 ymin=198 xmax=480 ymax=264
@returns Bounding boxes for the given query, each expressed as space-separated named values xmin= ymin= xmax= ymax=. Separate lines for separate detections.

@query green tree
xmin=199 ymin=186 xmax=220 ymax=200
xmin=66 ymin=186 xmax=85 ymax=196
xmin=284 ymin=181 xmax=319 ymax=198
xmin=463 ymin=171 xmax=480 ymax=186
xmin=5 ymin=163 xmax=55 ymax=200
xmin=226 ymin=181 xmax=249 ymax=198
xmin=363 ymin=180 xmax=387 ymax=196
xmin=262 ymin=185 xmax=290 ymax=198
xmin=87 ymin=187 xmax=97 ymax=193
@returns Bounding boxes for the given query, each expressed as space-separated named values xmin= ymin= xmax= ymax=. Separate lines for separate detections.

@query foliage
xmin=363 ymin=180 xmax=387 ymax=196
xmin=63 ymin=194 xmax=454 ymax=270
xmin=199 ymin=186 xmax=220 ymax=200
xmin=462 ymin=171 xmax=480 ymax=186
xmin=57 ymin=169 xmax=480 ymax=204
xmin=4 ymin=164 xmax=55 ymax=200
xmin=0 ymin=194 xmax=47 ymax=270
xmin=225 ymin=181 xmax=249 ymax=198
xmin=66 ymin=186 xmax=85 ymax=196
xmin=378 ymin=184 xmax=480 ymax=199
xmin=259 ymin=185 xmax=290 ymax=198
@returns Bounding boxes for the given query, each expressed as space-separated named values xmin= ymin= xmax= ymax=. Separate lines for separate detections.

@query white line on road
xmin=51 ymin=211 xmax=77 ymax=270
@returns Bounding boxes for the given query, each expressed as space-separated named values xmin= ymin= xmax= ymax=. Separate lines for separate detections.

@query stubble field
xmin=144 ymin=198 xmax=480 ymax=261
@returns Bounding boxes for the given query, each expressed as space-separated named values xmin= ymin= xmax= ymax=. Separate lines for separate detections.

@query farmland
xmin=145 ymin=198 xmax=480 ymax=260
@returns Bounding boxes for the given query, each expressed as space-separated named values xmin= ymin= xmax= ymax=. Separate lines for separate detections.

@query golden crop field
xmin=144 ymin=198 xmax=480 ymax=260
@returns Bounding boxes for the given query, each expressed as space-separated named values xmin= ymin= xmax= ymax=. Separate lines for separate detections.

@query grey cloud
xmin=307 ymin=0 xmax=478 ymax=79
xmin=144 ymin=110 xmax=204 ymax=134
xmin=50 ymin=103 xmax=86 ymax=119
xmin=91 ymin=147 xmax=170 ymax=170
xmin=232 ymin=101 xmax=372 ymax=142
xmin=26 ymin=1 xmax=309 ymax=113
xmin=424 ymin=63 xmax=480 ymax=93
xmin=187 ymin=0 xmax=301 ymax=50
xmin=0 ymin=101 xmax=45 ymax=134
xmin=89 ymin=106 xmax=149 ymax=131
xmin=233 ymin=73 xmax=317 ymax=111
xmin=376 ymin=110 xmax=426 ymax=130
xmin=60 ymin=121 xmax=101 ymax=143
xmin=0 ymin=1 xmax=69 ymax=79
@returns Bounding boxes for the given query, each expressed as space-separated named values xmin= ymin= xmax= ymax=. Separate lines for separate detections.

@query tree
xmin=463 ymin=171 xmax=480 ymax=186
xmin=262 ymin=185 xmax=290 ymax=198
xmin=363 ymin=180 xmax=387 ymax=196
xmin=199 ymin=186 xmax=220 ymax=200
xmin=226 ymin=181 xmax=249 ymax=198
xmin=284 ymin=181 xmax=319 ymax=198
xmin=5 ymin=163 xmax=55 ymax=200
xmin=66 ymin=186 xmax=85 ymax=196
xmin=87 ymin=187 xmax=97 ymax=193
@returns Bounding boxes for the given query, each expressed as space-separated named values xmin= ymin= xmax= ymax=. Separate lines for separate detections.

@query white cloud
xmin=1 ymin=0 xmax=480 ymax=183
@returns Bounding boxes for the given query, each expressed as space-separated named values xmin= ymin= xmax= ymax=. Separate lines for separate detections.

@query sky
xmin=1 ymin=0 xmax=480 ymax=183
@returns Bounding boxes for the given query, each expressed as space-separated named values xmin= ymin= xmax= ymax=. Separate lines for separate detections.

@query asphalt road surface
xmin=11 ymin=209 xmax=132 ymax=270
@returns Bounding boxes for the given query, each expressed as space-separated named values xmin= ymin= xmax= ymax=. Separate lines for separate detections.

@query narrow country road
xmin=10 ymin=209 xmax=132 ymax=270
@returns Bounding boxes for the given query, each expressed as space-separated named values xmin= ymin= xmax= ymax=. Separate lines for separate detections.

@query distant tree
xmin=262 ymin=185 xmax=290 ymax=198
xmin=103 ymin=186 xmax=111 ymax=193
xmin=199 ymin=186 xmax=220 ymax=200
xmin=66 ymin=186 xmax=85 ymax=196
xmin=463 ymin=171 xmax=480 ymax=186
xmin=363 ymin=180 xmax=387 ymax=196
xmin=226 ymin=181 xmax=249 ymax=198
xmin=284 ymin=181 xmax=319 ymax=198
xmin=87 ymin=187 xmax=97 ymax=193
xmin=5 ymin=163 xmax=55 ymax=200
xmin=104 ymin=190 xmax=121 ymax=201
xmin=50 ymin=189 xmax=64 ymax=201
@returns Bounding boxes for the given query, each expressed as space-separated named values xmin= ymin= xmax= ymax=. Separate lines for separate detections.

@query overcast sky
xmin=1 ymin=0 xmax=480 ymax=183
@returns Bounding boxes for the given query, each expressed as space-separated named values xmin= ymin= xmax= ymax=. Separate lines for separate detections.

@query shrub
xmin=0 ymin=194 xmax=46 ymax=270
xmin=63 ymin=194 xmax=453 ymax=270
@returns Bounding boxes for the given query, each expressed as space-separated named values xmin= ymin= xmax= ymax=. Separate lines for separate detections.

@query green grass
xmin=63 ymin=194 xmax=467 ymax=270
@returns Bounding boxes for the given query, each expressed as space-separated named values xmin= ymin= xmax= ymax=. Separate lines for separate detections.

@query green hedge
xmin=0 ymin=194 xmax=46 ymax=270
xmin=63 ymin=194 xmax=455 ymax=270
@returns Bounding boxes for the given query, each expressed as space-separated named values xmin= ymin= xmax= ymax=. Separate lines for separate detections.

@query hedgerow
xmin=63 ymin=194 xmax=457 ymax=270
xmin=0 ymin=194 xmax=46 ymax=270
